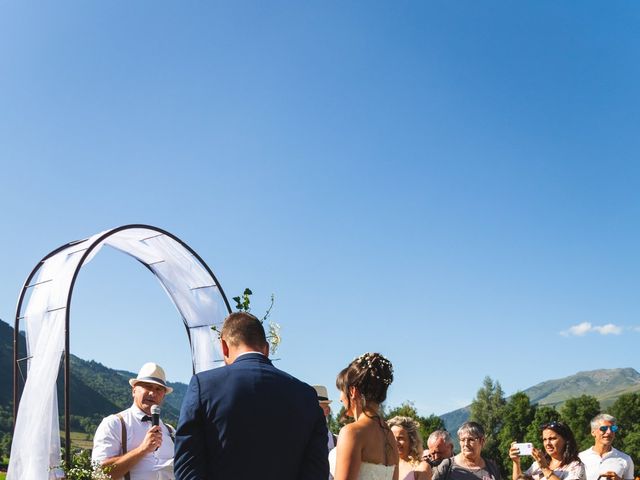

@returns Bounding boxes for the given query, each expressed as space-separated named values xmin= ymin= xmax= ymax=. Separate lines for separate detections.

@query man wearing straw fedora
xmin=92 ymin=362 xmax=175 ymax=480
xmin=314 ymin=385 xmax=338 ymax=480
xmin=313 ymin=385 xmax=337 ymax=452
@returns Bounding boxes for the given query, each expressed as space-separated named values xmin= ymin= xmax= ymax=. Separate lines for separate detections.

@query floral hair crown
xmin=353 ymin=352 xmax=393 ymax=385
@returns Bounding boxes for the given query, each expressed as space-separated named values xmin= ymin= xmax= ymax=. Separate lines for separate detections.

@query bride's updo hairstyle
xmin=336 ymin=352 xmax=394 ymax=410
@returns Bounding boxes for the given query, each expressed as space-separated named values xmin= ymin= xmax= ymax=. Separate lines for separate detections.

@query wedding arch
xmin=9 ymin=224 xmax=232 ymax=479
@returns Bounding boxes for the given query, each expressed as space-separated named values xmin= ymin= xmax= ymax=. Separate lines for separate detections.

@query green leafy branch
xmin=233 ymin=288 xmax=253 ymax=312
xmin=212 ymin=288 xmax=281 ymax=354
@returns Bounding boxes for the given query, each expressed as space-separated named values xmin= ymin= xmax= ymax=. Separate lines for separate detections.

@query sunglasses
xmin=599 ymin=425 xmax=619 ymax=433
xmin=541 ymin=421 xmax=561 ymax=429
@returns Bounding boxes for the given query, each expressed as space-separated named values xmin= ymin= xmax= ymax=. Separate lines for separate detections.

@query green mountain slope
xmin=62 ymin=357 xmax=187 ymax=424
xmin=0 ymin=319 xmax=25 ymax=407
xmin=526 ymin=368 xmax=640 ymax=407
xmin=0 ymin=319 xmax=187 ymax=428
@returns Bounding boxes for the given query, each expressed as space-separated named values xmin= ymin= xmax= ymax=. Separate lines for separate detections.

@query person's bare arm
xmin=509 ymin=442 xmax=523 ymax=480
xmin=334 ymin=424 xmax=363 ymax=480
xmin=416 ymin=462 xmax=432 ymax=480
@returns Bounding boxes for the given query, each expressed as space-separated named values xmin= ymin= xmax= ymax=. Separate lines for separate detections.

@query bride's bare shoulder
xmin=338 ymin=420 xmax=374 ymax=442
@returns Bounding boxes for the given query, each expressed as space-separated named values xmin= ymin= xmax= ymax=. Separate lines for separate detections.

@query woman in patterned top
xmin=509 ymin=421 xmax=585 ymax=480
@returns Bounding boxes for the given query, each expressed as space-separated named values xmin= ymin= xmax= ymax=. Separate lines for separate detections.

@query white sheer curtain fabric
xmin=8 ymin=227 xmax=229 ymax=480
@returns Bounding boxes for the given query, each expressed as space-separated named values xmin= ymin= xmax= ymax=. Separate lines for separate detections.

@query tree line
xmin=468 ymin=376 xmax=640 ymax=478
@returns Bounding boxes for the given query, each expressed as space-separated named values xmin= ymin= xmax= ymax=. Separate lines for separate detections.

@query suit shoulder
xmin=295 ymin=379 xmax=327 ymax=407
xmin=194 ymin=365 xmax=228 ymax=382
xmin=274 ymin=368 xmax=317 ymax=393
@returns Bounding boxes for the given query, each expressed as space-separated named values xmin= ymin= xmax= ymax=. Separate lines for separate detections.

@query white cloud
xmin=593 ymin=323 xmax=622 ymax=335
xmin=561 ymin=322 xmax=593 ymax=337
xmin=561 ymin=322 xmax=623 ymax=336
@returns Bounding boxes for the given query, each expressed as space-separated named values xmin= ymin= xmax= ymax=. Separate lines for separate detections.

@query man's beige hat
xmin=129 ymin=362 xmax=173 ymax=394
xmin=313 ymin=385 xmax=331 ymax=403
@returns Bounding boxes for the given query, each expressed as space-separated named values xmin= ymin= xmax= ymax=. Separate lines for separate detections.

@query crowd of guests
xmin=316 ymin=357 xmax=635 ymax=480
xmin=88 ymin=311 xmax=636 ymax=480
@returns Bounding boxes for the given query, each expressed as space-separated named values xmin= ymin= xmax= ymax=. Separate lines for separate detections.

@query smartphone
xmin=514 ymin=442 xmax=533 ymax=455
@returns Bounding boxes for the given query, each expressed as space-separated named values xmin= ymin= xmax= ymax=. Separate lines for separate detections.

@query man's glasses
xmin=599 ymin=425 xmax=619 ymax=433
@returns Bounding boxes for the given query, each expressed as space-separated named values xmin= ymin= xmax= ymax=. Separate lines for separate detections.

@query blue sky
xmin=1 ymin=1 xmax=639 ymax=416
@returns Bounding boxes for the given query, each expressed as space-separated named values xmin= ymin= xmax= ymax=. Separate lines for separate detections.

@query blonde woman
xmin=388 ymin=416 xmax=431 ymax=480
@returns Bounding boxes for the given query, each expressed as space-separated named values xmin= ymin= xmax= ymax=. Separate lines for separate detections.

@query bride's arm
xmin=334 ymin=424 xmax=363 ymax=480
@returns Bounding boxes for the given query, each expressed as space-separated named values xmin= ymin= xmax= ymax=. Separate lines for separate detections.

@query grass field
xmin=0 ymin=430 xmax=93 ymax=477
xmin=69 ymin=430 xmax=93 ymax=450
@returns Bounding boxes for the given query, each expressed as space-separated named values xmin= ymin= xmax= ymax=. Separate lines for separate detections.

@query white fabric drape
xmin=8 ymin=227 xmax=229 ymax=480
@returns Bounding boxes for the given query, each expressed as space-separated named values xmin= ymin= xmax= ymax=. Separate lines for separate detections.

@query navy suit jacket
xmin=174 ymin=353 xmax=329 ymax=480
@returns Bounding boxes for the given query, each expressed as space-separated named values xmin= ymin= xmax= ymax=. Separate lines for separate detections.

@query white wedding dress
xmin=329 ymin=447 xmax=396 ymax=480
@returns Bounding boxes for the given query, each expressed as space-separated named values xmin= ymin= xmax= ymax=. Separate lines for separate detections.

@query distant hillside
xmin=0 ymin=319 xmax=25 ymax=407
xmin=441 ymin=368 xmax=640 ymax=434
xmin=440 ymin=405 xmax=470 ymax=433
xmin=63 ymin=357 xmax=188 ymax=424
xmin=525 ymin=368 xmax=640 ymax=407
xmin=0 ymin=319 xmax=187 ymax=427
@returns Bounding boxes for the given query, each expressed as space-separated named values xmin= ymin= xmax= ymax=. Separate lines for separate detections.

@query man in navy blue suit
xmin=174 ymin=311 xmax=329 ymax=480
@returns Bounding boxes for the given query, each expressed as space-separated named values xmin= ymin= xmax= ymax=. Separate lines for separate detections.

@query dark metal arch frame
xmin=13 ymin=224 xmax=232 ymax=465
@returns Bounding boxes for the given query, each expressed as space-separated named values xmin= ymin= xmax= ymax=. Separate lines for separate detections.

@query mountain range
xmin=440 ymin=367 xmax=640 ymax=433
xmin=2 ymin=318 xmax=640 ymax=434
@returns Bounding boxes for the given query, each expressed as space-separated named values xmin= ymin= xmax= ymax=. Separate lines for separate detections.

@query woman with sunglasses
xmin=509 ymin=421 xmax=585 ymax=480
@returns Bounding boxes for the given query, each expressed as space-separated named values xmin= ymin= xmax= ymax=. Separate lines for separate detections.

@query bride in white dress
xmin=329 ymin=352 xmax=399 ymax=480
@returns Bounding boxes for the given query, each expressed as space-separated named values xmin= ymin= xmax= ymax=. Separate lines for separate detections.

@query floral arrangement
xmin=53 ymin=449 xmax=111 ymax=480
xmin=213 ymin=288 xmax=281 ymax=354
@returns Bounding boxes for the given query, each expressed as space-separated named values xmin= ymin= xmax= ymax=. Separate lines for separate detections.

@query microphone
xmin=151 ymin=405 xmax=160 ymax=427
xmin=150 ymin=405 xmax=161 ymax=451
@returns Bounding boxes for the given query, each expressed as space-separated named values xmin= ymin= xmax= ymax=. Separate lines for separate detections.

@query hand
xmin=531 ymin=448 xmax=548 ymax=469
xmin=509 ymin=442 xmax=521 ymax=464
xmin=599 ymin=472 xmax=621 ymax=480
xmin=141 ymin=425 xmax=163 ymax=453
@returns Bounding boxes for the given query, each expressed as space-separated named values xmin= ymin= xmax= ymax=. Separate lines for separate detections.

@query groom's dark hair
xmin=221 ymin=312 xmax=268 ymax=350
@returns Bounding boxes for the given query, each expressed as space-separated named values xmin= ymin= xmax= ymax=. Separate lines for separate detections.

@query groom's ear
xmin=221 ymin=338 xmax=230 ymax=358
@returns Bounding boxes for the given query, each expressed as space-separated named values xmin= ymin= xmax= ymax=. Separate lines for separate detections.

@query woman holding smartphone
xmin=509 ymin=421 xmax=585 ymax=480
